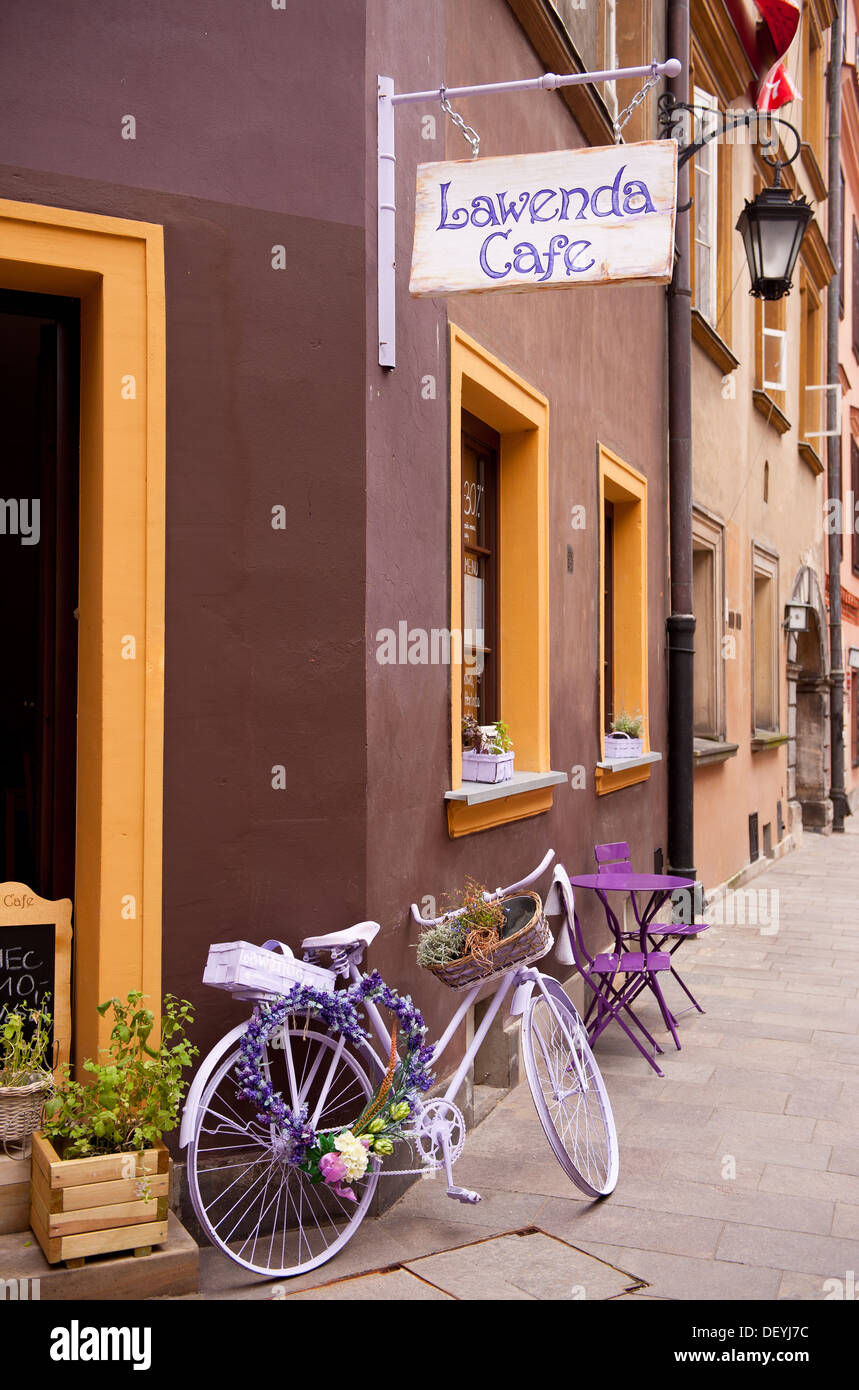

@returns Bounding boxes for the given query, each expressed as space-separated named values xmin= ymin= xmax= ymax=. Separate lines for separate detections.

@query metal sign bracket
xmin=377 ymin=58 xmax=681 ymax=368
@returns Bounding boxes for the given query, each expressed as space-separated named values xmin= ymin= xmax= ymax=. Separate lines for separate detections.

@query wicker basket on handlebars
xmin=425 ymin=891 xmax=551 ymax=991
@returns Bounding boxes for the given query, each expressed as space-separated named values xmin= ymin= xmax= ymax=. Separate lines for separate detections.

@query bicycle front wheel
xmin=187 ymin=1028 xmax=379 ymax=1278
xmin=522 ymin=976 xmax=619 ymax=1198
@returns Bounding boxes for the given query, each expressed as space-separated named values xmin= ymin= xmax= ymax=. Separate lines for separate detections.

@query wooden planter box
xmin=29 ymin=1131 xmax=169 ymax=1266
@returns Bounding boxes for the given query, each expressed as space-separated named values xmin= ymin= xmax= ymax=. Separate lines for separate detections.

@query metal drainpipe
xmin=666 ymin=0 xmax=696 ymax=879
xmin=827 ymin=4 xmax=851 ymax=830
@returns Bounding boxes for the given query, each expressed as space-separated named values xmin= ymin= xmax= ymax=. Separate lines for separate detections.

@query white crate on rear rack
xmin=203 ymin=940 xmax=336 ymax=999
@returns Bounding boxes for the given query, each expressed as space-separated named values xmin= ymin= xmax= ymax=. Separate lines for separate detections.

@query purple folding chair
xmin=594 ymin=842 xmax=633 ymax=874
xmin=548 ymin=864 xmax=673 ymax=1077
xmin=593 ymin=841 xmax=709 ymax=1018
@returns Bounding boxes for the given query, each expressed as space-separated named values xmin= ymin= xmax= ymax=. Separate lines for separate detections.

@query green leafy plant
xmin=42 ymin=993 xmax=198 ymax=1159
xmin=611 ymin=710 xmax=644 ymax=737
xmin=416 ymin=879 xmax=506 ymax=968
xmin=461 ymin=716 xmax=514 ymax=754
xmin=0 ymin=1000 xmax=54 ymax=1088
xmin=485 ymin=720 xmax=513 ymax=753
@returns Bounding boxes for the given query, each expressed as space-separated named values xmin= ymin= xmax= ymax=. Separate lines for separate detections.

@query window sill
xmin=691 ymin=309 xmax=739 ymax=374
xmin=752 ymin=390 xmax=791 ymax=435
xmin=800 ymin=143 xmax=828 ymax=204
xmin=798 ymin=440 xmax=824 ymax=476
xmin=595 ymin=751 xmax=661 ymax=796
xmin=445 ymin=770 xmax=567 ymax=806
xmin=446 ymin=770 xmax=566 ymax=838
xmin=694 ymin=737 xmax=739 ymax=766
xmin=751 ymin=730 xmax=789 ymax=752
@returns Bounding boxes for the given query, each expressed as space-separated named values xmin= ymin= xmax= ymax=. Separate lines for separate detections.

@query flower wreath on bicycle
xmin=234 ymin=971 xmax=435 ymax=1203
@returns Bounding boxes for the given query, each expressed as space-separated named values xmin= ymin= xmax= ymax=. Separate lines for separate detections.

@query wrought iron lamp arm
xmin=658 ymin=94 xmax=802 ymax=183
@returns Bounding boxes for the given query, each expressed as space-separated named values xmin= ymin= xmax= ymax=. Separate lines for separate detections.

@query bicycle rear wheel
xmin=522 ymin=976 xmax=619 ymax=1198
xmin=187 ymin=1028 xmax=379 ymax=1278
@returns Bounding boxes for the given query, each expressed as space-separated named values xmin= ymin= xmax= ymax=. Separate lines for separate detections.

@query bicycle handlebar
xmin=409 ymin=848 xmax=555 ymax=926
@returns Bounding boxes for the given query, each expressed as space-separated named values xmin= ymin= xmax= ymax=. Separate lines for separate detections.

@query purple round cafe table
xmin=569 ymin=871 xmax=695 ymax=946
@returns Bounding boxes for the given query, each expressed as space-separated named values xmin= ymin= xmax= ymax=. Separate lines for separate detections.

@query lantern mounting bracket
xmin=378 ymin=58 xmax=682 ymax=367
xmin=659 ymin=95 xmax=810 ymax=301
xmin=657 ymin=94 xmax=802 ymax=183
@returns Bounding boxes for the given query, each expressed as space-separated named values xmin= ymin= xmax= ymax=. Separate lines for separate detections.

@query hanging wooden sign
xmin=410 ymin=140 xmax=677 ymax=298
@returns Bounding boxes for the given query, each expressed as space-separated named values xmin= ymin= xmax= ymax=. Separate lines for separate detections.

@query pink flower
xmin=318 ymin=1150 xmax=348 ymax=1185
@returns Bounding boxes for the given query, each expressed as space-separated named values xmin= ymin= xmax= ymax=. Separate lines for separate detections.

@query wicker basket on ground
xmin=426 ymin=891 xmax=551 ymax=991
xmin=0 ymin=1075 xmax=52 ymax=1153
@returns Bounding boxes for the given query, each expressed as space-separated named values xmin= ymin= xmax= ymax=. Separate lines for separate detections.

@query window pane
xmin=693 ymin=545 xmax=716 ymax=735
xmin=603 ymin=500 xmax=614 ymax=734
xmin=693 ymin=89 xmax=718 ymax=323
xmin=461 ymin=422 xmax=498 ymax=730
xmin=754 ymin=572 xmax=775 ymax=729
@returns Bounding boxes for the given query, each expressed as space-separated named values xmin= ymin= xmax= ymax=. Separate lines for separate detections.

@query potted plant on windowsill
xmin=461 ymin=716 xmax=515 ymax=783
xmin=0 ymin=1000 xmax=54 ymax=1158
xmin=604 ymin=711 xmax=645 ymax=760
xmin=30 ymin=992 xmax=197 ymax=1267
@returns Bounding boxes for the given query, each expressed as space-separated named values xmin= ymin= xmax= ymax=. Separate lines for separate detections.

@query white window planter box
xmin=604 ymin=734 xmax=644 ymax=759
xmin=461 ymin=749 xmax=515 ymax=783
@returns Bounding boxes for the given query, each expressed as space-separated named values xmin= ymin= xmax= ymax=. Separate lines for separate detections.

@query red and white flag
xmin=754 ymin=0 xmax=802 ymax=112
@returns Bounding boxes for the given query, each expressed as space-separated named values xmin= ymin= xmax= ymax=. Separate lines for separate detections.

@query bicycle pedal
xmin=446 ymin=1186 xmax=481 ymax=1204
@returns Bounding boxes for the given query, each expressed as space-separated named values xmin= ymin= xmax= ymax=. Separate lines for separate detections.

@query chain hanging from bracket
xmin=613 ymin=63 xmax=662 ymax=144
xmin=439 ymin=86 xmax=480 ymax=159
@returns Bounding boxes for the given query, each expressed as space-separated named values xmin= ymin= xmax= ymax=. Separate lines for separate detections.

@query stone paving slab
xmin=281 ymin=1268 xmax=453 ymax=1300
xmin=195 ymin=819 xmax=859 ymax=1301
xmin=276 ymin=1229 xmax=642 ymax=1301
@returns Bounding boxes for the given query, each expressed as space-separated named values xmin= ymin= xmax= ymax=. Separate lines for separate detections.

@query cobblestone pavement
xmin=198 ymin=819 xmax=859 ymax=1300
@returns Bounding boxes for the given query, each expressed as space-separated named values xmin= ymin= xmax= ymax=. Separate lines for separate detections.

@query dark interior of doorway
xmin=0 ymin=289 xmax=80 ymax=903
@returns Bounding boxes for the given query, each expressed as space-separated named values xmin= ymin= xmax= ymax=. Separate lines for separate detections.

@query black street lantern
xmin=735 ymin=181 xmax=813 ymax=301
xmin=658 ymin=95 xmax=811 ymax=303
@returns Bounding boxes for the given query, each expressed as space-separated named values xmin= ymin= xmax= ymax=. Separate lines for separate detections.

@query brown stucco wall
xmin=1 ymin=0 xmax=672 ymax=1069
xmin=0 ymin=0 xmax=369 ymax=1060
xmin=364 ymin=0 xmax=670 ymax=1050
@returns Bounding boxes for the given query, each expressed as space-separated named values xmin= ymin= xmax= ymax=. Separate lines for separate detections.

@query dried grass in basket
xmin=426 ymin=891 xmax=550 ymax=990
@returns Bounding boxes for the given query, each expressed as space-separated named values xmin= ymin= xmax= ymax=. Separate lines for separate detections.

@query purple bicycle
xmin=180 ymin=850 xmax=618 ymax=1279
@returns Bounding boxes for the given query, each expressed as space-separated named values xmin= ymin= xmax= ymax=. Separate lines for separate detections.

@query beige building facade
xmin=837 ymin=0 xmax=859 ymax=811
xmin=688 ymin=1 xmax=836 ymax=891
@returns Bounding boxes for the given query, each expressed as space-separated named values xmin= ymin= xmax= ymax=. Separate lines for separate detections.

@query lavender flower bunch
xmin=235 ymin=972 xmax=435 ymax=1170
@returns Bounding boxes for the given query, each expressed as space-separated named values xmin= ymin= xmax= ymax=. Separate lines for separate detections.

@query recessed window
xmin=759 ymin=300 xmax=787 ymax=398
xmin=852 ymin=222 xmax=859 ymax=360
xmin=603 ymin=499 xmax=614 ymax=733
xmin=693 ymin=88 xmax=719 ymax=325
xmin=802 ymin=12 xmax=825 ymax=171
xmin=692 ymin=510 xmax=725 ymax=740
xmin=752 ymin=548 xmax=779 ymax=733
xmin=598 ymin=446 xmax=651 ymax=793
xmin=461 ymin=412 xmax=499 ymax=726
xmin=448 ymin=325 xmax=554 ymax=836
xmin=852 ymin=438 xmax=859 ymax=577
xmin=799 ymin=269 xmax=823 ymax=450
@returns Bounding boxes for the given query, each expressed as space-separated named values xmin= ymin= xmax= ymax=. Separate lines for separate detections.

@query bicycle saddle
xmin=301 ymin=921 xmax=381 ymax=951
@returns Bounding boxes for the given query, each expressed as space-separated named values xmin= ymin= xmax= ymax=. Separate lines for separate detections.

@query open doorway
xmin=0 ymin=290 xmax=80 ymax=900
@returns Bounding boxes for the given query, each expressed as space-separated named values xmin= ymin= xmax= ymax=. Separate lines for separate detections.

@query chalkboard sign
xmin=0 ymin=923 xmax=56 ymax=1062
xmin=0 ymin=922 xmax=55 ymax=1009
xmin=0 ymin=885 xmax=72 ymax=1071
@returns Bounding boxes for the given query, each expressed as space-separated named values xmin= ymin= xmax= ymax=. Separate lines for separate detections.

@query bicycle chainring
xmin=410 ymin=1099 xmax=466 ymax=1169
